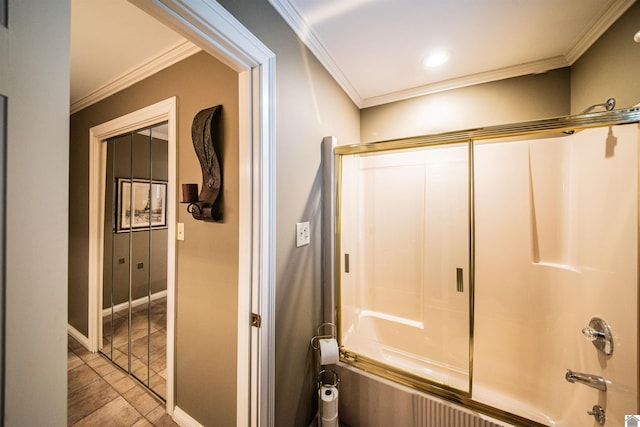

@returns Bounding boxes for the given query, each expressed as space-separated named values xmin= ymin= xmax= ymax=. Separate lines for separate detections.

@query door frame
xmin=125 ymin=1 xmax=275 ymax=425
xmin=88 ymin=96 xmax=178 ymax=412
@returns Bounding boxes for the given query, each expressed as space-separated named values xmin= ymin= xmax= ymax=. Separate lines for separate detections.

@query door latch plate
xmin=251 ymin=313 xmax=261 ymax=328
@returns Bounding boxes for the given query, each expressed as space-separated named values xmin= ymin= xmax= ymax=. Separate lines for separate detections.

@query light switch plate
xmin=177 ymin=222 xmax=184 ymax=241
xmin=296 ymin=222 xmax=310 ymax=247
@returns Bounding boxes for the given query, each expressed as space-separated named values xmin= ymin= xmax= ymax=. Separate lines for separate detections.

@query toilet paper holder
xmin=318 ymin=369 xmax=340 ymax=389
xmin=311 ymin=323 xmax=337 ymax=350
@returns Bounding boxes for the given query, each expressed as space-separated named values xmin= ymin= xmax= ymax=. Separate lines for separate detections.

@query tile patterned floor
xmin=68 ymin=335 xmax=178 ymax=427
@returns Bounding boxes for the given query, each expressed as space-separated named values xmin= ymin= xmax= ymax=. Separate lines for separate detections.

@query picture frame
xmin=116 ymin=178 xmax=167 ymax=232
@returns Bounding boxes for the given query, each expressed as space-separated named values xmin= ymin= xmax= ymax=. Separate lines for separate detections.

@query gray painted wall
xmin=3 ymin=0 xmax=70 ymax=424
xmin=571 ymin=2 xmax=640 ymax=113
xmin=214 ymin=1 xmax=362 ymax=425
xmin=361 ymin=68 xmax=571 ymax=143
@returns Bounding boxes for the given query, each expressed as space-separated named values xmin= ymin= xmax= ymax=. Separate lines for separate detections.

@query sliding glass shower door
xmin=101 ymin=122 xmax=168 ymax=400
xmin=338 ymin=142 xmax=471 ymax=393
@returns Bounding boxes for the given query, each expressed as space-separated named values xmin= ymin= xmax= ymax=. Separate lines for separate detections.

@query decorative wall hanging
xmin=117 ymin=178 xmax=167 ymax=232
xmin=182 ymin=105 xmax=223 ymax=221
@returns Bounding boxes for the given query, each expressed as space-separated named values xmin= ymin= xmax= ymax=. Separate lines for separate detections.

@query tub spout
xmin=565 ymin=369 xmax=607 ymax=391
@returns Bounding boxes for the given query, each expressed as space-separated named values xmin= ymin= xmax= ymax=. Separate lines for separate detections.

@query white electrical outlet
xmin=296 ymin=221 xmax=310 ymax=247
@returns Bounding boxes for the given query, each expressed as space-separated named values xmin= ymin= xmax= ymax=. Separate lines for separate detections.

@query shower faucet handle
xmin=581 ymin=317 xmax=613 ymax=356
xmin=582 ymin=326 xmax=605 ymax=341
xmin=587 ymin=405 xmax=606 ymax=425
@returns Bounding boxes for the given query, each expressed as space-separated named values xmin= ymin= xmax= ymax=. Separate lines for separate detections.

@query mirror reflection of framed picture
xmin=116 ymin=178 xmax=167 ymax=232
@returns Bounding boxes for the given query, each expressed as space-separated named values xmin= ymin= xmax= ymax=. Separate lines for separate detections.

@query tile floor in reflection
xmin=102 ymin=297 xmax=167 ymax=400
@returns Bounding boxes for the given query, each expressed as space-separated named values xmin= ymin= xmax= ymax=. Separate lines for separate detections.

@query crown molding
xmin=361 ymin=56 xmax=569 ymax=108
xmin=267 ymin=0 xmax=363 ymax=107
xmin=269 ymin=0 xmax=634 ymax=109
xmin=70 ymin=40 xmax=201 ymax=114
xmin=565 ymin=0 xmax=636 ymax=64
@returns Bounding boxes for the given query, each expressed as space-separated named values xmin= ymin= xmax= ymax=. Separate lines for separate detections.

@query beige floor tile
xmin=70 ymin=344 xmax=93 ymax=360
xmin=68 ymin=364 xmax=100 ymax=395
xmin=85 ymin=353 xmax=118 ymax=377
xmin=68 ymin=378 xmax=119 ymax=425
xmin=132 ymin=418 xmax=154 ymax=427
xmin=68 ymin=351 xmax=84 ymax=371
xmin=71 ymin=396 xmax=142 ymax=427
xmin=68 ymin=336 xmax=84 ymax=352
xmin=103 ymin=369 xmax=138 ymax=395
xmin=77 ymin=348 xmax=101 ymax=364
xmin=145 ymin=405 xmax=179 ymax=427
xmin=123 ymin=384 xmax=161 ymax=416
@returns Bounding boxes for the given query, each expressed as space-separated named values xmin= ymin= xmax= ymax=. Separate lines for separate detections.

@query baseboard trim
xmin=172 ymin=406 xmax=204 ymax=427
xmin=67 ymin=324 xmax=90 ymax=350
xmin=102 ymin=290 xmax=168 ymax=317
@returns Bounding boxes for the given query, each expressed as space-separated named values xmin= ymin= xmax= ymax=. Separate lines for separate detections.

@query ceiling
xmin=70 ymin=0 xmax=636 ymax=112
xmin=70 ymin=0 xmax=198 ymax=113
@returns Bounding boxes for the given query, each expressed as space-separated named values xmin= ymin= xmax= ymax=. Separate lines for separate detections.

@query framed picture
xmin=116 ymin=178 xmax=167 ymax=232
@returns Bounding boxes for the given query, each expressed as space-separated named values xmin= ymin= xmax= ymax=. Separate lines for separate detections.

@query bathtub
xmin=335 ymin=363 xmax=522 ymax=427
xmin=339 ymin=309 xmax=554 ymax=426
xmin=341 ymin=308 xmax=469 ymax=391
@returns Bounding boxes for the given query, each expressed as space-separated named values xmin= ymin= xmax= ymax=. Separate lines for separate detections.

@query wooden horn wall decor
xmin=182 ymin=105 xmax=223 ymax=222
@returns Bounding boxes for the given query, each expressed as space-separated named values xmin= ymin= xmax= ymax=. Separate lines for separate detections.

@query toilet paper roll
xmin=320 ymin=414 xmax=338 ymax=427
xmin=319 ymin=385 xmax=338 ymax=420
xmin=319 ymin=338 xmax=339 ymax=365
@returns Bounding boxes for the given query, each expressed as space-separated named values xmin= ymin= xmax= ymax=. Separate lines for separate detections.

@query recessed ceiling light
xmin=424 ymin=51 xmax=449 ymax=68
xmin=634 ymin=29 xmax=640 ymax=43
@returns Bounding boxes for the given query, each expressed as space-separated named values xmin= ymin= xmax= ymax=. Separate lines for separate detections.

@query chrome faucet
xmin=565 ymin=369 xmax=607 ymax=392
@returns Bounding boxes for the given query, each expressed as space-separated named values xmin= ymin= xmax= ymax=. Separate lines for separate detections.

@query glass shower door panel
xmin=340 ymin=143 xmax=470 ymax=391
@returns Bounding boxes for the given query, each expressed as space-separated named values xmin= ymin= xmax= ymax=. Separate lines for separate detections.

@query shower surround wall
xmin=473 ymin=124 xmax=638 ymax=425
xmin=335 ymin=123 xmax=638 ymax=426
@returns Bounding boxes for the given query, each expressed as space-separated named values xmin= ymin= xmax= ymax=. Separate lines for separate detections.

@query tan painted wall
xmin=571 ymin=2 xmax=640 ymax=113
xmin=360 ymin=68 xmax=571 ymax=143
xmin=69 ymin=51 xmax=240 ymax=425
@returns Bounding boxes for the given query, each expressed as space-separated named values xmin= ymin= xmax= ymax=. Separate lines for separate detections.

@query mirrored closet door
xmin=101 ymin=122 xmax=168 ymax=400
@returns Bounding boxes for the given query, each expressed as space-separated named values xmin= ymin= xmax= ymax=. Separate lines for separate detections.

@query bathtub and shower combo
xmin=322 ymin=105 xmax=640 ymax=426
